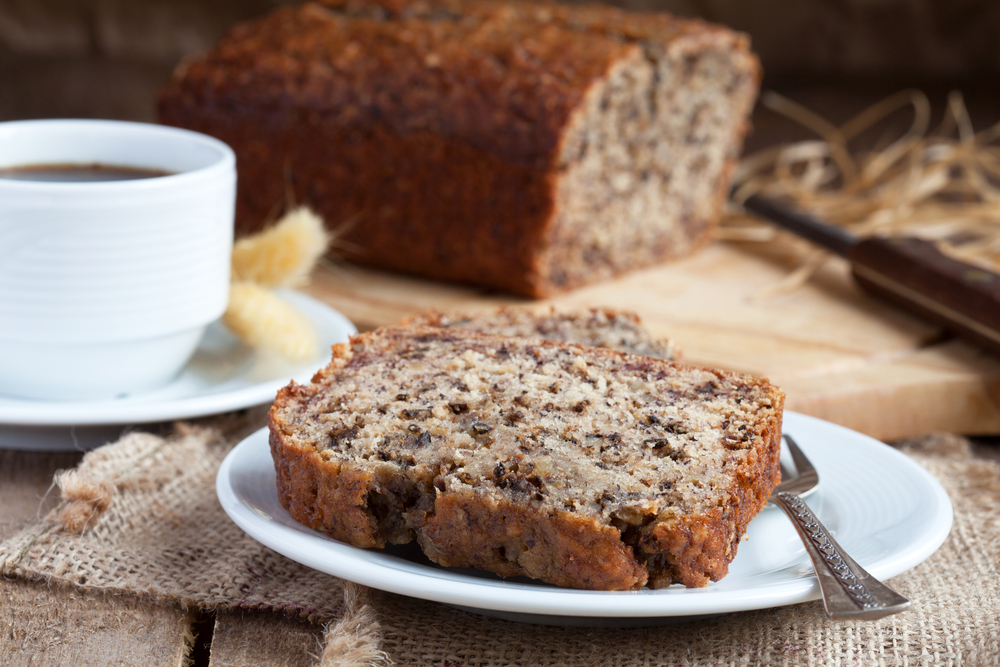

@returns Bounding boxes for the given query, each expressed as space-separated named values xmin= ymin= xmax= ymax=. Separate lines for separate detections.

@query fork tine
xmin=783 ymin=435 xmax=815 ymax=476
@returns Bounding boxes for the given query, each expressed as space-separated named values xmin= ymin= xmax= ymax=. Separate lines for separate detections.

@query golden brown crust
xmin=641 ymin=403 xmax=782 ymax=587
xmin=268 ymin=326 xmax=783 ymax=590
xmin=418 ymin=491 xmax=649 ymax=590
xmin=270 ymin=383 xmax=385 ymax=548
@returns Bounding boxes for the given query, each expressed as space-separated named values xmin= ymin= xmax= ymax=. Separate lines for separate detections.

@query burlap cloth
xmin=1 ymin=413 xmax=998 ymax=666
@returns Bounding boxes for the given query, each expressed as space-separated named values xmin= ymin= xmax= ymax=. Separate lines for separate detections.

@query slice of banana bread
xmin=403 ymin=307 xmax=678 ymax=360
xmin=268 ymin=326 xmax=783 ymax=590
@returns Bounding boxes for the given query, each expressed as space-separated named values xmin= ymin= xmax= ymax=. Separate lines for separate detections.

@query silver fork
xmin=772 ymin=435 xmax=911 ymax=620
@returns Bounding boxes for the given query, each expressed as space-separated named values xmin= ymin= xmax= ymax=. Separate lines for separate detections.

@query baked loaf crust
xmin=158 ymin=0 xmax=760 ymax=297
xmin=268 ymin=326 xmax=784 ymax=590
xmin=403 ymin=307 xmax=678 ymax=360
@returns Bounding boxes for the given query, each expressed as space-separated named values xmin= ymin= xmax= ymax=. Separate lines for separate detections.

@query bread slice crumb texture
xmin=403 ymin=306 xmax=678 ymax=360
xmin=269 ymin=325 xmax=783 ymax=590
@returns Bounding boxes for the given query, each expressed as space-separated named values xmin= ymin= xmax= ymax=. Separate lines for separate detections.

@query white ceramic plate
xmin=0 ymin=291 xmax=355 ymax=449
xmin=216 ymin=411 xmax=953 ymax=624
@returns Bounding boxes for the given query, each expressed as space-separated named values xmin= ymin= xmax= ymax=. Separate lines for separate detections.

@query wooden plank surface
xmin=0 ymin=579 xmax=193 ymax=667
xmin=0 ymin=448 xmax=329 ymax=667
xmin=209 ymin=610 xmax=324 ymax=667
xmin=304 ymin=240 xmax=1000 ymax=440
xmin=0 ymin=449 xmax=194 ymax=667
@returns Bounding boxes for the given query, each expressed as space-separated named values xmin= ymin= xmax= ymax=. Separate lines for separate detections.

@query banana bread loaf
xmin=158 ymin=0 xmax=760 ymax=297
xmin=403 ymin=307 xmax=678 ymax=360
xmin=268 ymin=325 xmax=783 ymax=590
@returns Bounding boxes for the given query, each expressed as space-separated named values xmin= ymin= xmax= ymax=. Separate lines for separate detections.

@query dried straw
xmin=723 ymin=90 xmax=1000 ymax=292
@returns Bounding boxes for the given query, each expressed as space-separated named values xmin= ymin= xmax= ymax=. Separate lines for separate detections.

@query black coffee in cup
xmin=0 ymin=163 xmax=173 ymax=182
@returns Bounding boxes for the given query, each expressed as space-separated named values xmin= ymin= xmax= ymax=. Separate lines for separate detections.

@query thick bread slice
xmin=403 ymin=307 xmax=678 ymax=360
xmin=268 ymin=326 xmax=783 ymax=590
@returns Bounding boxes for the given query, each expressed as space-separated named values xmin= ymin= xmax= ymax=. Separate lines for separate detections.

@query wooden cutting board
xmin=303 ymin=240 xmax=1000 ymax=441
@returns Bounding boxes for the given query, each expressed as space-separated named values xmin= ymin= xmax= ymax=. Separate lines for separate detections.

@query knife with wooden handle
xmin=740 ymin=194 xmax=1000 ymax=357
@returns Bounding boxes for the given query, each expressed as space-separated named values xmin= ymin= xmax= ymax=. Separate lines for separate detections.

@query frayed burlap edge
xmin=320 ymin=583 xmax=390 ymax=667
xmin=0 ymin=414 xmax=383 ymax=667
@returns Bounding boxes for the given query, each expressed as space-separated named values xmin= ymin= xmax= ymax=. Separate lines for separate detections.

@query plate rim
xmin=216 ymin=410 xmax=954 ymax=619
xmin=0 ymin=290 xmax=356 ymax=427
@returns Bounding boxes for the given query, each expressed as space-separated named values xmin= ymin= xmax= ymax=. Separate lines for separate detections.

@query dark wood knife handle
xmin=850 ymin=237 xmax=1000 ymax=356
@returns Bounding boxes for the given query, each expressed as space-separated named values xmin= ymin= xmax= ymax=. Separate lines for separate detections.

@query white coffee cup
xmin=0 ymin=119 xmax=236 ymax=400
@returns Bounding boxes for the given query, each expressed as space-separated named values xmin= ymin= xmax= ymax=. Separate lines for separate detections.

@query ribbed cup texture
xmin=0 ymin=175 xmax=234 ymax=344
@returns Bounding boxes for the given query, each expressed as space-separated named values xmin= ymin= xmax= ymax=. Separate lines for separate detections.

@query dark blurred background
xmin=1 ymin=0 xmax=999 ymax=144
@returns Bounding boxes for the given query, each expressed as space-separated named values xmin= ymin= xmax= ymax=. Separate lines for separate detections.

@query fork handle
xmin=772 ymin=491 xmax=912 ymax=620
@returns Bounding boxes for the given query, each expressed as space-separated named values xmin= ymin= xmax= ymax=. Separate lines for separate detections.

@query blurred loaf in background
xmin=157 ymin=0 xmax=760 ymax=297
xmin=3 ymin=0 xmax=997 ymax=166
xmin=3 ymin=0 xmax=997 ymax=121
xmin=3 ymin=0 xmax=998 ymax=295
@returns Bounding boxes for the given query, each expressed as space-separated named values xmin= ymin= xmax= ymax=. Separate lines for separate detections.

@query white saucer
xmin=216 ymin=411 xmax=953 ymax=625
xmin=0 ymin=291 xmax=356 ymax=450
